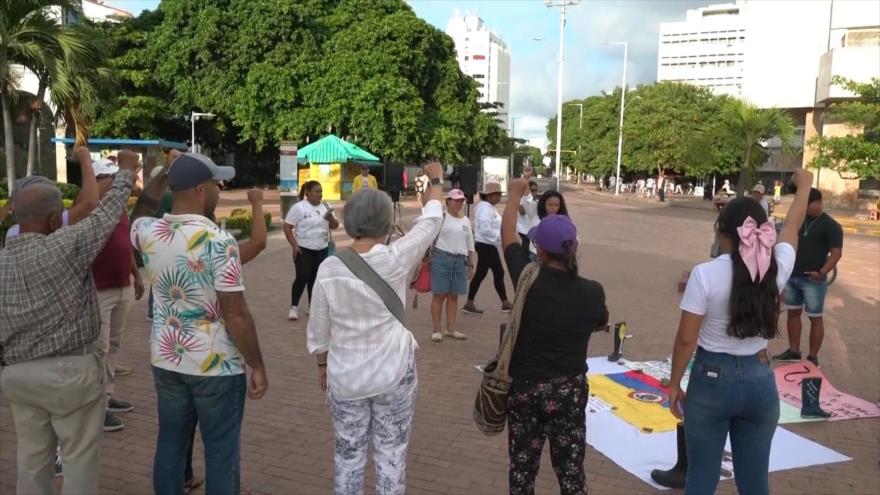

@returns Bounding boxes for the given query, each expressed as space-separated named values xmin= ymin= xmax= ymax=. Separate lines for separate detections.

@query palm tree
xmin=47 ymin=22 xmax=114 ymax=150
xmin=1 ymin=0 xmax=88 ymax=190
xmin=719 ymin=99 xmax=796 ymax=196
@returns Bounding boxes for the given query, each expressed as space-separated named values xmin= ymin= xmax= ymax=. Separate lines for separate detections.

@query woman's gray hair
xmin=343 ymin=188 xmax=393 ymax=239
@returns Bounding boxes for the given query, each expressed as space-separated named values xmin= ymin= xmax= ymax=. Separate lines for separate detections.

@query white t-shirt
xmin=284 ymin=200 xmax=331 ymax=250
xmin=517 ymin=194 xmax=539 ymax=235
xmin=680 ymin=242 xmax=796 ymax=355
xmin=434 ymin=214 xmax=475 ymax=256
xmin=473 ymin=200 xmax=501 ymax=245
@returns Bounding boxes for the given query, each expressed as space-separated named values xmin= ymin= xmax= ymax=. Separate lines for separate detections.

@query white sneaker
xmin=288 ymin=307 xmax=299 ymax=321
xmin=431 ymin=332 xmax=442 ymax=342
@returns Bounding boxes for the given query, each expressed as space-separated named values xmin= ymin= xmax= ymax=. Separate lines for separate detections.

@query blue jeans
xmin=684 ymin=348 xmax=779 ymax=495
xmin=152 ymin=367 xmax=246 ymax=495
xmin=784 ymin=275 xmax=828 ymax=317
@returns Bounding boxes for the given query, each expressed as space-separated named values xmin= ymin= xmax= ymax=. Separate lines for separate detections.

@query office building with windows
xmin=446 ymin=11 xmax=512 ymax=129
xmin=658 ymin=0 xmax=880 ymax=205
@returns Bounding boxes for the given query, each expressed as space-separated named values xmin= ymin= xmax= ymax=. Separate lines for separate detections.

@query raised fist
xmin=247 ymin=188 xmax=264 ymax=205
xmin=117 ymin=150 xmax=140 ymax=173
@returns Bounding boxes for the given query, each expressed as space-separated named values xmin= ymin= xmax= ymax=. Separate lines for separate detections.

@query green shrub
xmin=219 ymin=211 xmax=272 ymax=240
xmin=0 ymin=184 xmax=7 ymax=200
xmin=56 ymin=182 xmax=80 ymax=200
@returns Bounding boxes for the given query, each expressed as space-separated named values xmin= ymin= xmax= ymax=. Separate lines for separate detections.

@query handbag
xmin=473 ymin=263 xmax=541 ymax=435
xmin=410 ymin=214 xmax=445 ymax=308
xmin=335 ymin=248 xmax=405 ymax=325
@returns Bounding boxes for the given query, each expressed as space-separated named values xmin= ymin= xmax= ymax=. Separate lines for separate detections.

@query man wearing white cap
xmin=90 ymin=156 xmax=146 ymax=432
xmin=751 ymin=183 xmax=769 ymax=215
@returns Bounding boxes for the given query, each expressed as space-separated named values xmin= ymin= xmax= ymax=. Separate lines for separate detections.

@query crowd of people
xmin=0 ymin=144 xmax=846 ymax=495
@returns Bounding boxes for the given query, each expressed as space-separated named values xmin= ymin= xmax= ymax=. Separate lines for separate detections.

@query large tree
xmin=808 ymin=76 xmax=880 ymax=180
xmin=131 ymin=0 xmax=504 ymax=167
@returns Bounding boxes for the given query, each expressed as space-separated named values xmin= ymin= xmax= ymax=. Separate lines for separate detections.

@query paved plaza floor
xmin=2 ymin=188 xmax=878 ymax=494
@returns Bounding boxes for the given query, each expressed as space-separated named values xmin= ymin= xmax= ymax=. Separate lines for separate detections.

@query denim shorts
xmin=430 ymin=249 xmax=468 ymax=295
xmin=784 ymin=275 xmax=828 ymax=317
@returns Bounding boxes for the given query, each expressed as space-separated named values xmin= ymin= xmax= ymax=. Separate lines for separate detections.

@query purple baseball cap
xmin=528 ymin=214 xmax=578 ymax=255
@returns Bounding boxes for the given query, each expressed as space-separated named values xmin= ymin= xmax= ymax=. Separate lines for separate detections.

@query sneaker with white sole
xmin=462 ymin=303 xmax=483 ymax=315
xmin=431 ymin=332 xmax=442 ymax=342
xmin=53 ymin=448 xmax=63 ymax=477
xmin=115 ymin=364 xmax=132 ymax=376
xmin=288 ymin=306 xmax=299 ymax=321
xmin=103 ymin=412 xmax=124 ymax=432
xmin=107 ymin=398 xmax=134 ymax=413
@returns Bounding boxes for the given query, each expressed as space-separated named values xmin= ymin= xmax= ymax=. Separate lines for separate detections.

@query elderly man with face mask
xmin=0 ymin=149 xmax=141 ymax=495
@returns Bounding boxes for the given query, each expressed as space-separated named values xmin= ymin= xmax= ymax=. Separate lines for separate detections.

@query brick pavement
xmin=2 ymin=189 xmax=878 ymax=494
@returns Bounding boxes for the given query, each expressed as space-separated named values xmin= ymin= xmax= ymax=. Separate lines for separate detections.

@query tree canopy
xmin=92 ymin=0 xmax=506 ymax=167
xmin=808 ymin=76 xmax=880 ymax=179
xmin=546 ymin=81 xmax=794 ymax=186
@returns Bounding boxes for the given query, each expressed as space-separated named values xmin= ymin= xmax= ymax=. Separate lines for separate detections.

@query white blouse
xmin=306 ymin=200 xmax=443 ymax=400
xmin=473 ymin=200 xmax=502 ymax=245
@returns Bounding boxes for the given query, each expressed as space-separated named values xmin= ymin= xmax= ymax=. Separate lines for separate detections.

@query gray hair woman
xmin=306 ymin=162 xmax=445 ymax=494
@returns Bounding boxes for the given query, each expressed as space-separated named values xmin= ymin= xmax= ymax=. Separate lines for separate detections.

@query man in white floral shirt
xmin=131 ymin=152 xmax=267 ymax=495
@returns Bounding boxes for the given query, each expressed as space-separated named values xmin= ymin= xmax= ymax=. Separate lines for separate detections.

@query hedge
xmin=219 ymin=209 xmax=273 ymax=240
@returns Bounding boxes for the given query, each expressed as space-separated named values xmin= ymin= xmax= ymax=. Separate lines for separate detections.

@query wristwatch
xmin=430 ymin=177 xmax=442 ymax=186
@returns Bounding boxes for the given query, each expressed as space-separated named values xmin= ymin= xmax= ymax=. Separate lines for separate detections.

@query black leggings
xmin=291 ymin=246 xmax=329 ymax=307
xmin=468 ymin=242 xmax=508 ymax=301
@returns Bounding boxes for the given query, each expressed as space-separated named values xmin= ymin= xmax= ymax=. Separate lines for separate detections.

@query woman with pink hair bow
xmin=666 ymin=168 xmax=815 ymax=495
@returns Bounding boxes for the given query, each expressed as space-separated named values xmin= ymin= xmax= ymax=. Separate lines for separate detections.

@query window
xmin=473 ymin=54 xmax=486 ymax=60
xmin=473 ymin=74 xmax=485 ymax=79
xmin=465 ymin=56 xmax=469 ymax=61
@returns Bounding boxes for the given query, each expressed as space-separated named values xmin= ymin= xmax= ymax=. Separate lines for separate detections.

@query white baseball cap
xmin=92 ymin=157 xmax=119 ymax=177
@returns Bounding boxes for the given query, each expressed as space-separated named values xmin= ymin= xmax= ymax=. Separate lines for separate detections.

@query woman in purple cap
xmin=500 ymin=177 xmax=608 ymax=495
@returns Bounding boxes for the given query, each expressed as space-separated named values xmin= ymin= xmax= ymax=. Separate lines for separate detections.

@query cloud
xmin=505 ymin=0 xmax=715 ymax=138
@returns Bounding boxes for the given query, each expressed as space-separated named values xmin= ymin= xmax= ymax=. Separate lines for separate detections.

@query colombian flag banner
xmin=588 ymin=371 xmax=679 ymax=433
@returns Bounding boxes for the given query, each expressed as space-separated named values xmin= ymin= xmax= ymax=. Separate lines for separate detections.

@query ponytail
xmin=299 ymin=180 xmax=320 ymax=201
xmin=718 ymin=197 xmax=780 ymax=339
xmin=544 ymin=240 xmax=579 ymax=279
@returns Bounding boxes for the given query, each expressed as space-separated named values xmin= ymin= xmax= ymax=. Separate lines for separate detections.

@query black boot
xmin=651 ymin=422 xmax=687 ymax=489
xmin=607 ymin=321 xmax=627 ymax=361
xmin=801 ymin=377 xmax=832 ymax=418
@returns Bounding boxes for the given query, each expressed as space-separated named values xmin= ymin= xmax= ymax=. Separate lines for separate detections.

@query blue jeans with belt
xmin=684 ymin=347 xmax=779 ymax=495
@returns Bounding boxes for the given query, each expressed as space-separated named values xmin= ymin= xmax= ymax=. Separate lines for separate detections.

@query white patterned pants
xmin=329 ymin=361 xmax=417 ymax=495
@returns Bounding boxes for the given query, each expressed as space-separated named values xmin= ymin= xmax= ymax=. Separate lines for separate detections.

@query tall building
xmin=446 ymin=11 xmax=512 ymax=129
xmin=657 ymin=3 xmax=747 ymax=98
xmin=658 ymin=0 xmax=880 ymax=205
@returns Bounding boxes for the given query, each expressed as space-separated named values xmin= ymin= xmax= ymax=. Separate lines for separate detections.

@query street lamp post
xmin=565 ymin=102 xmax=583 ymax=129
xmin=190 ymin=111 xmax=216 ymax=153
xmin=546 ymin=0 xmax=579 ymax=190
xmin=509 ymin=116 xmax=521 ymax=179
xmin=602 ymin=41 xmax=627 ymax=196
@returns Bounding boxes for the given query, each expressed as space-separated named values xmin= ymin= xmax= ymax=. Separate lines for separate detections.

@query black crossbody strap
xmin=335 ymin=248 xmax=406 ymax=326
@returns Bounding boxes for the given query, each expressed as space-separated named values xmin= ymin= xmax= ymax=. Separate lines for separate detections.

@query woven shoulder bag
xmin=473 ymin=262 xmax=540 ymax=435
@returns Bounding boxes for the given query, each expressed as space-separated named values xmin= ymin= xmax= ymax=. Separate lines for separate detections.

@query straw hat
xmin=480 ymin=182 xmax=502 ymax=195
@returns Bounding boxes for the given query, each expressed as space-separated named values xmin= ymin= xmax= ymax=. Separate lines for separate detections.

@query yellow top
xmin=353 ymin=174 xmax=378 ymax=191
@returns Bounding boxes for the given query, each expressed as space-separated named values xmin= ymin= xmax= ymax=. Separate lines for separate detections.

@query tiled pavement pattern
xmin=2 ymin=188 xmax=878 ymax=494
